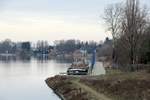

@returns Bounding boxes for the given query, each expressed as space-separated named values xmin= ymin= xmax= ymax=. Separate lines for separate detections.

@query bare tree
xmin=121 ymin=0 xmax=148 ymax=64
xmin=103 ymin=0 xmax=149 ymax=70
xmin=103 ymin=3 xmax=123 ymax=64
xmin=104 ymin=3 xmax=123 ymax=41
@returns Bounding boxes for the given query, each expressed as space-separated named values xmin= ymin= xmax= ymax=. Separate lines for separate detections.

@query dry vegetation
xmin=46 ymin=76 xmax=91 ymax=100
xmin=80 ymin=71 xmax=150 ymax=100
xmin=46 ymin=71 xmax=150 ymax=100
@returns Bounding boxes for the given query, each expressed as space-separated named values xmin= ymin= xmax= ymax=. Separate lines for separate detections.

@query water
xmin=0 ymin=58 xmax=105 ymax=100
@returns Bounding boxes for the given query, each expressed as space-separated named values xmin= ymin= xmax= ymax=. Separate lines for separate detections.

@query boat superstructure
xmin=67 ymin=60 xmax=89 ymax=75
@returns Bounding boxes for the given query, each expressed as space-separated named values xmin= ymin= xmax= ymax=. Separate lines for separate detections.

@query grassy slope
xmin=80 ymin=70 xmax=150 ymax=100
xmin=46 ymin=70 xmax=150 ymax=100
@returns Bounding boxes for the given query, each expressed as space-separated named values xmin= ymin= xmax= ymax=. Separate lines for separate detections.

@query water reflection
xmin=0 ymin=54 xmax=74 ymax=63
xmin=36 ymin=55 xmax=49 ymax=60
xmin=0 ymin=55 xmax=31 ymax=63
xmin=0 ymin=57 xmax=105 ymax=100
xmin=0 ymin=58 xmax=69 ymax=100
xmin=0 ymin=55 xmax=17 ymax=62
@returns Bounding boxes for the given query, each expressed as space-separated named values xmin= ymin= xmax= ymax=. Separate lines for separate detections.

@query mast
xmin=90 ymin=49 xmax=96 ymax=73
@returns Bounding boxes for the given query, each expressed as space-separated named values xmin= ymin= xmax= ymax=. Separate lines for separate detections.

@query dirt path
xmin=72 ymin=80 xmax=111 ymax=100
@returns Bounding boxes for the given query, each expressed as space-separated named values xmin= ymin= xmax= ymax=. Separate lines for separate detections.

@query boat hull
xmin=67 ymin=67 xmax=89 ymax=75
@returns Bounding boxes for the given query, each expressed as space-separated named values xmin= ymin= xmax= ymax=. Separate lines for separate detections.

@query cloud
xmin=0 ymin=0 xmax=148 ymax=42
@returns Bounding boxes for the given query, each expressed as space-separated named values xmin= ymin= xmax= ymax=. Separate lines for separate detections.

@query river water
xmin=0 ymin=58 xmax=105 ymax=100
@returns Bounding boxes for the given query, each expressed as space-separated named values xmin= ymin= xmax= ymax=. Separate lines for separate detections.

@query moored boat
xmin=67 ymin=49 xmax=96 ymax=75
xmin=67 ymin=61 xmax=89 ymax=75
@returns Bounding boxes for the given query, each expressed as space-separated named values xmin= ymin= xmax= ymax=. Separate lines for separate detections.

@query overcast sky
xmin=0 ymin=0 xmax=149 ymax=43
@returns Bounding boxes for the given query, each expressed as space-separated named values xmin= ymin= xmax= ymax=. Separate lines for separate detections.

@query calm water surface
xmin=0 ymin=58 xmax=105 ymax=100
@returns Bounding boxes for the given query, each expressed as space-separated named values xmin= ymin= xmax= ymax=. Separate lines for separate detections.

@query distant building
xmin=21 ymin=42 xmax=31 ymax=51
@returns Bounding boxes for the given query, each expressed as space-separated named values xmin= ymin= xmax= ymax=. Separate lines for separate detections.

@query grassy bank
xmin=46 ymin=70 xmax=150 ymax=100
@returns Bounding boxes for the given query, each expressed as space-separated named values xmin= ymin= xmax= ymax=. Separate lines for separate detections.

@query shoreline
xmin=46 ymin=71 xmax=150 ymax=100
xmin=45 ymin=75 xmax=112 ymax=100
xmin=45 ymin=79 xmax=66 ymax=100
xmin=45 ymin=75 xmax=102 ymax=100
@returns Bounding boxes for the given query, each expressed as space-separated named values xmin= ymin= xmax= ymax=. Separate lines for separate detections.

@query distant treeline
xmin=0 ymin=39 xmax=31 ymax=57
xmin=0 ymin=39 xmax=17 ymax=54
xmin=54 ymin=40 xmax=97 ymax=54
xmin=0 ymin=38 xmax=112 ymax=58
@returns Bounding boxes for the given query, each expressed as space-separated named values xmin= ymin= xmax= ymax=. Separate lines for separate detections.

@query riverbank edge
xmin=45 ymin=75 xmax=114 ymax=100
xmin=45 ymin=79 xmax=66 ymax=100
xmin=46 ymin=70 xmax=150 ymax=100
xmin=45 ymin=75 xmax=99 ymax=100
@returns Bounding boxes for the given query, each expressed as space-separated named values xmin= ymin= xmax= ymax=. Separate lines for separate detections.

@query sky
xmin=0 ymin=0 xmax=149 ymax=43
